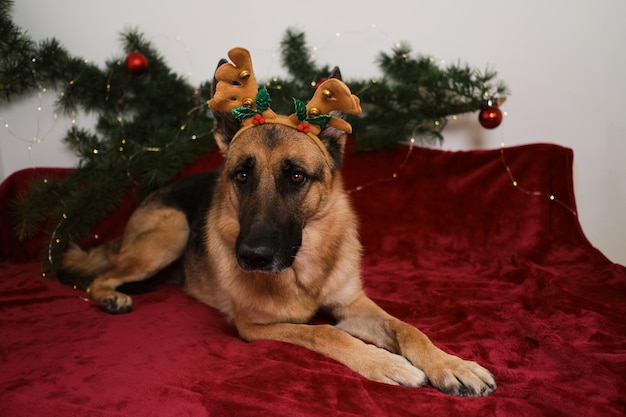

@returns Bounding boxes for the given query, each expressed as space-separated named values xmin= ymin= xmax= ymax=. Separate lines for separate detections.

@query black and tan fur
xmin=61 ymin=65 xmax=496 ymax=397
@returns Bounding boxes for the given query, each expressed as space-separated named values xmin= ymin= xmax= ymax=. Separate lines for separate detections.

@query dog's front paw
xmin=87 ymin=284 xmax=133 ymax=314
xmin=426 ymin=354 xmax=496 ymax=396
xmin=360 ymin=345 xmax=427 ymax=387
xmin=99 ymin=291 xmax=133 ymax=314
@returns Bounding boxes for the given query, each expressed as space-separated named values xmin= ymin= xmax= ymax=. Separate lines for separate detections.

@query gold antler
xmin=302 ymin=79 xmax=362 ymax=134
xmin=208 ymin=47 xmax=258 ymax=112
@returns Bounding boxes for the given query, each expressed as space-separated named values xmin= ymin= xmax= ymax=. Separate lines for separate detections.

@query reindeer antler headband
xmin=208 ymin=47 xmax=362 ymax=162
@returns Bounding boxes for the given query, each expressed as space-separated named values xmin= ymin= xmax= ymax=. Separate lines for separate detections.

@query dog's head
xmin=208 ymin=48 xmax=361 ymax=273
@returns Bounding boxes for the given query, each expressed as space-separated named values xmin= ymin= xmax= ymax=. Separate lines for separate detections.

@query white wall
xmin=2 ymin=0 xmax=625 ymax=265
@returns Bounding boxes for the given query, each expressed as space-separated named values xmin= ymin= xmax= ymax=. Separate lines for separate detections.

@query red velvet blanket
xmin=1 ymin=143 xmax=625 ymax=417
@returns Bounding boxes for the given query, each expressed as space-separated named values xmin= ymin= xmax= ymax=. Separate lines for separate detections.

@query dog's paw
xmin=360 ymin=345 xmax=427 ymax=387
xmin=99 ymin=291 xmax=133 ymax=314
xmin=426 ymin=354 xmax=496 ymax=396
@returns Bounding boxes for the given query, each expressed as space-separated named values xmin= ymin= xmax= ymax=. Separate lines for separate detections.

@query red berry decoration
xmin=314 ymin=78 xmax=328 ymax=90
xmin=124 ymin=51 xmax=149 ymax=75
xmin=252 ymin=113 xmax=266 ymax=125
xmin=478 ymin=105 xmax=503 ymax=129
xmin=297 ymin=121 xmax=311 ymax=133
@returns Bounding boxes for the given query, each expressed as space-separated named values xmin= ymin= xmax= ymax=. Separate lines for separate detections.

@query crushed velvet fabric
xmin=1 ymin=143 xmax=625 ymax=416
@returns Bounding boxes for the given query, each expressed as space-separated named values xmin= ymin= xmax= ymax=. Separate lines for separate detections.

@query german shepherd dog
xmin=61 ymin=48 xmax=496 ymax=396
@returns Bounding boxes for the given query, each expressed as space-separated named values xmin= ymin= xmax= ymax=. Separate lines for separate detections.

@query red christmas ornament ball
xmin=124 ymin=51 xmax=149 ymax=75
xmin=478 ymin=105 xmax=503 ymax=129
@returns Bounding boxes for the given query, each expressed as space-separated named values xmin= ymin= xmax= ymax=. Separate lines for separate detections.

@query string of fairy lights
xmin=498 ymin=142 xmax=577 ymax=216
xmin=3 ymin=23 xmax=505 ymax=176
xmin=0 ymin=82 xmax=68 ymax=169
xmin=1 ymin=31 xmax=206 ymax=178
xmin=0 ymin=31 xmax=210 ymax=279
xmin=346 ymin=138 xmax=577 ymax=217
xmin=2 ymin=22 xmax=577 ymax=282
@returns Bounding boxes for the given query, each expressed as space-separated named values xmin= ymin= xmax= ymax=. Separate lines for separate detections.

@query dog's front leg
xmin=234 ymin=319 xmax=427 ymax=387
xmin=334 ymin=296 xmax=496 ymax=396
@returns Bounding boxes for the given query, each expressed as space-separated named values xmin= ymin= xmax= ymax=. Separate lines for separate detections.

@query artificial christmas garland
xmin=1 ymin=0 xmax=508 ymax=274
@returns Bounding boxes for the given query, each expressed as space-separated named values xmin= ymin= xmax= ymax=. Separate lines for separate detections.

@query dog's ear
xmin=210 ymin=58 xmax=241 ymax=154
xmin=328 ymin=66 xmax=343 ymax=81
xmin=318 ymin=66 xmax=348 ymax=169
xmin=319 ymin=124 xmax=348 ymax=170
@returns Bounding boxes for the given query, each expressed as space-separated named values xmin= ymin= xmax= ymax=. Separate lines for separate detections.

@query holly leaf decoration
xmin=232 ymin=107 xmax=258 ymax=121
xmin=255 ymin=86 xmax=271 ymax=112
xmin=293 ymin=98 xmax=307 ymax=122
xmin=306 ymin=114 xmax=333 ymax=127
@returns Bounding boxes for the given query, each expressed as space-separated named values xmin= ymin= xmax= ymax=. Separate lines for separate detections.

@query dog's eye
xmin=291 ymin=171 xmax=306 ymax=185
xmin=234 ymin=170 xmax=248 ymax=184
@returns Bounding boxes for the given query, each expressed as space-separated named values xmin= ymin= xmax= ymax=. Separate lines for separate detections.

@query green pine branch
xmin=3 ymin=1 xmax=214 ymax=274
xmin=261 ymin=28 xmax=508 ymax=149
xmin=263 ymin=28 xmax=332 ymax=115
xmin=348 ymin=42 xmax=509 ymax=147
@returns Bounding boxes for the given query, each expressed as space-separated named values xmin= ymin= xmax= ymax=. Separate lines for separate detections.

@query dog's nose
xmin=237 ymin=243 xmax=275 ymax=271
